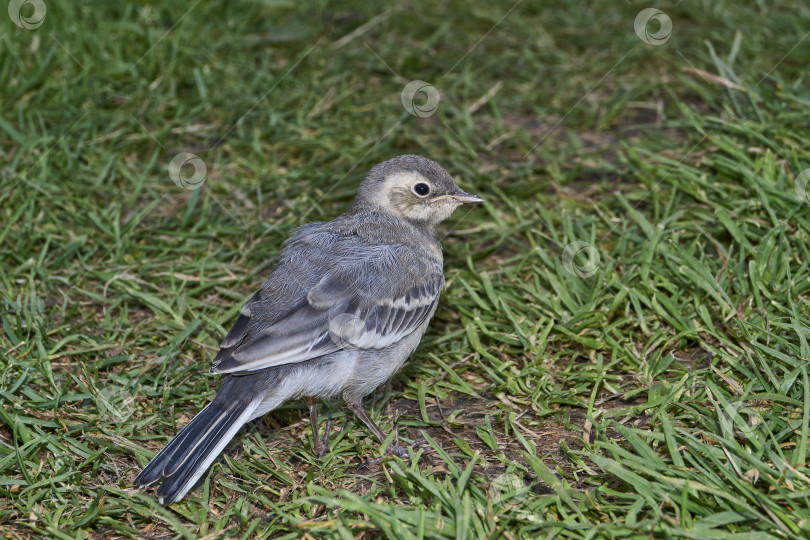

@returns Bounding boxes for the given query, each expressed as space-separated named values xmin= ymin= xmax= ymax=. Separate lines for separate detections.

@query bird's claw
xmin=357 ymin=434 xmax=427 ymax=470
xmin=384 ymin=443 xmax=412 ymax=458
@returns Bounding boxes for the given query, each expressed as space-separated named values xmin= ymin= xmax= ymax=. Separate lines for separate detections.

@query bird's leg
xmin=345 ymin=399 xmax=425 ymax=465
xmin=308 ymin=397 xmax=331 ymax=457
xmin=345 ymin=399 xmax=388 ymax=443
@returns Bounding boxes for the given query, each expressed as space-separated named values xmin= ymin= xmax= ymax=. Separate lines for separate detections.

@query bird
xmin=133 ymin=155 xmax=483 ymax=504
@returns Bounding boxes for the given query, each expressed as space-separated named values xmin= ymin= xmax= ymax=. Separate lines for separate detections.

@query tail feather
xmin=162 ymin=405 xmax=237 ymax=477
xmin=156 ymin=407 xmax=249 ymax=503
xmin=134 ymin=404 xmax=218 ymax=486
xmin=134 ymin=399 xmax=261 ymax=504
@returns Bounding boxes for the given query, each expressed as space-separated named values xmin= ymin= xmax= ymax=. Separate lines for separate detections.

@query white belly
xmin=248 ymin=351 xmax=358 ymax=420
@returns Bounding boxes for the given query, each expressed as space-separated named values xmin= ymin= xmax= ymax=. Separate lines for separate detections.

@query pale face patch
xmin=381 ymin=171 xmax=433 ymax=199
xmin=380 ymin=171 xmax=461 ymax=223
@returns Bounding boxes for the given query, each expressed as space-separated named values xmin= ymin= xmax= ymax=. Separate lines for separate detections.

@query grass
xmin=2 ymin=0 xmax=810 ymax=537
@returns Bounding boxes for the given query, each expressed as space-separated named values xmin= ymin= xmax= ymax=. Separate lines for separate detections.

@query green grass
xmin=2 ymin=0 xmax=810 ymax=537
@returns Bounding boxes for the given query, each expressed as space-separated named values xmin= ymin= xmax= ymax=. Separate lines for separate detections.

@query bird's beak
xmin=448 ymin=190 xmax=484 ymax=204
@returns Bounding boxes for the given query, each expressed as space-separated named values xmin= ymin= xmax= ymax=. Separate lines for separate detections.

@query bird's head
xmin=354 ymin=155 xmax=483 ymax=226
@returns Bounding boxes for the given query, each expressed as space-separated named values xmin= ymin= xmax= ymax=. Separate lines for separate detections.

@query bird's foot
xmin=357 ymin=431 xmax=427 ymax=469
xmin=384 ymin=437 xmax=427 ymax=458
xmin=385 ymin=428 xmax=427 ymax=458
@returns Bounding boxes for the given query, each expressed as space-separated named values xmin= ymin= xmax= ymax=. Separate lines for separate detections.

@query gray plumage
xmin=134 ymin=155 xmax=482 ymax=504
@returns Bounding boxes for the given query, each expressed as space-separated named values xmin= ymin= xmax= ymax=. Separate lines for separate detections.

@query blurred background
xmin=2 ymin=0 xmax=810 ymax=537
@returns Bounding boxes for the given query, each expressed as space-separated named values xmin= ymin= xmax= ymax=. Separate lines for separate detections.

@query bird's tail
xmin=134 ymin=396 xmax=262 ymax=505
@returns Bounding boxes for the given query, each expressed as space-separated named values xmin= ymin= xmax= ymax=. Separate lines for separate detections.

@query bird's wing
xmin=210 ymin=229 xmax=443 ymax=375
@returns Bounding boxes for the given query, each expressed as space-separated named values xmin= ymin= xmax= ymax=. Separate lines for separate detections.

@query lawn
xmin=2 ymin=0 xmax=810 ymax=538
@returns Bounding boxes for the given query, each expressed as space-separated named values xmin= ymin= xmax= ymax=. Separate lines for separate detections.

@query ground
xmin=1 ymin=0 xmax=810 ymax=538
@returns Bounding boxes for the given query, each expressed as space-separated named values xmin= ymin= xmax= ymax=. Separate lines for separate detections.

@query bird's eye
xmin=413 ymin=183 xmax=431 ymax=196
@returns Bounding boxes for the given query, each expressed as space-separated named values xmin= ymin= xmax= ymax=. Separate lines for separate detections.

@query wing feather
xmin=211 ymin=227 xmax=443 ymax=375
